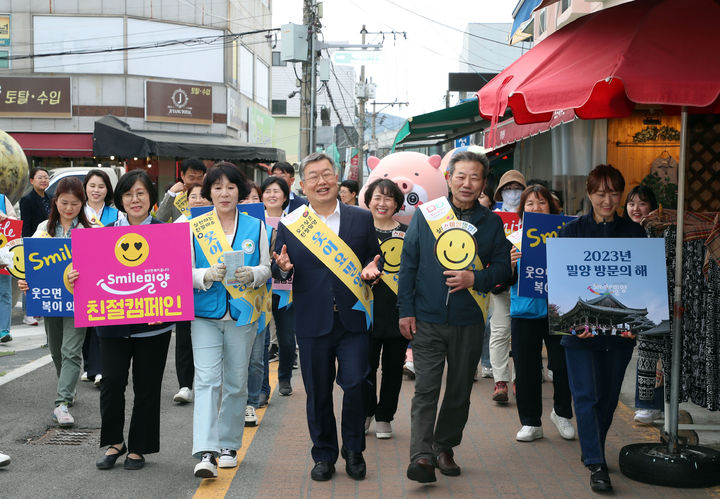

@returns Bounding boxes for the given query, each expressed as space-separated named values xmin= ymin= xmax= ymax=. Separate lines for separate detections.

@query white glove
xmin=234 ymin=266 xmax=254 ymax=286
xmin=203 ymin=263 xmax=226 ymax=286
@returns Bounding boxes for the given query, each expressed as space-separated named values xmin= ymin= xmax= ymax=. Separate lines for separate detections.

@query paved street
xmin=1 ymin=306 xmax=719 ymax=498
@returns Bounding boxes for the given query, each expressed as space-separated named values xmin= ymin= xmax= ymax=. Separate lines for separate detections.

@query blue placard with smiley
xmin=24 ymin=238 xmax=75 ymax=317
xmin=518 ymin=212 xmax=576 ymax=299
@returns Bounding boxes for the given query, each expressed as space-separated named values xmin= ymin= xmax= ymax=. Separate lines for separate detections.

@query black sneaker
xmin=194 ymin=452 xmax=218 ymax=478
xmin=589 ymin=464 xmax=612 ymax=492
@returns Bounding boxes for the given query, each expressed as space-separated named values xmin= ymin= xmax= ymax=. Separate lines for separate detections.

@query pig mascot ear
xmin=428 ymin=155 xmax=442 ymax=169
xmin=367 ymin=156 xmax=381 ymax=170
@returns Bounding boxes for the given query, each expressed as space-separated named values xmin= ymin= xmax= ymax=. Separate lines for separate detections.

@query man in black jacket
xmin=398 ymin=151 xmax=511 ymax=483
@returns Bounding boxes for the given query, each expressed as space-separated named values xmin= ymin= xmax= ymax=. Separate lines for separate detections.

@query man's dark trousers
xmin=297 ymin=313 xmax=369 ymax=464
xmin=410 ymin=320 xmax=484 ymax=461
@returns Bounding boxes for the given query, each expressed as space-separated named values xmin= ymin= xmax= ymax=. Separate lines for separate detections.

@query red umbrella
xmin=477 ymin=0 xmax=720 ymax=127
xmin=476 ymin=0 xmax=720 ymax=488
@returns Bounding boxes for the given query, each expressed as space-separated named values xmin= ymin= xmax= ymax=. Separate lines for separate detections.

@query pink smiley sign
xmin=72 ymin=223 xmax=194 ymax=327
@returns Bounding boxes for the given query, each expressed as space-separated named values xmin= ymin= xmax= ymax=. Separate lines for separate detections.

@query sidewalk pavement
xmin=207 ymin=362 xmax=720 ymax=498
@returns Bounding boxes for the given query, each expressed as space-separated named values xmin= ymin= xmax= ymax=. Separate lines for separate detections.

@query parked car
xmin=45 ymin=166 xmax=122 ymax=198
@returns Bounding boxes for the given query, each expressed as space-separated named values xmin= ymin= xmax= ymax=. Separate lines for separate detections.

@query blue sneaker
xmin=0 ymin=330 xmax=12 ymax=343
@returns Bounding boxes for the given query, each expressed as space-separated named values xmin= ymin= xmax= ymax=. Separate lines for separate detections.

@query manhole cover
xmin=29 ymin=428 xmax=100 ymax=446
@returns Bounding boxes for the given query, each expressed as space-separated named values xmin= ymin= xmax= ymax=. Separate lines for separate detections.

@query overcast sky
xmin=272 ymin=0 xmax=518 ymax=118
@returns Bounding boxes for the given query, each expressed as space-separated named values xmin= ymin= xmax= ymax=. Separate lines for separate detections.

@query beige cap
xmin=494 ymin=170 xmax=527 ymax=201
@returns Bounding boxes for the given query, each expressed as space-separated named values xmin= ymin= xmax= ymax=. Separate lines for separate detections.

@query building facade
xmin=0 ymin=0 xmax=282 ymax=193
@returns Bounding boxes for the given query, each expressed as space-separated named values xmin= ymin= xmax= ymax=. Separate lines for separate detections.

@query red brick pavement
xmin=242 ymin=373 xmax=720 ymax=498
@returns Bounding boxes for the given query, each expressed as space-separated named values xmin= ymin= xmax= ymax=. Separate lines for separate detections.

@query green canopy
xmin=391 ymin=99 xmax=489 ymax=151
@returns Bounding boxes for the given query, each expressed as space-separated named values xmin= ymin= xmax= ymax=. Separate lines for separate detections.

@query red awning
xmin=483 ymin=109 xmax=575 ymax=149
xmin=8 ymin=132 xmax=94 ymax=158
xmin=478 ymin=0 xmax=720 ymax=128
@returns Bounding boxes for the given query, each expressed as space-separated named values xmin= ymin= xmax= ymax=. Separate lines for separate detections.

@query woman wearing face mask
xmin=18 ymin=177 xmax=93 ymax=428
xmin=623 ymin=186 xmax=664 ymax=425
xmin=488 ymin=170 xmax=526 ymax=403
xmin=510 ymin=185 xmax=574 ymax=443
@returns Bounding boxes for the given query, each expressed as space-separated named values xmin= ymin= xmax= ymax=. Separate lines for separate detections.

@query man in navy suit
xmin=270 ymin=162 xmax=308 ymax=213
xmin=272 ymin=152 xmax=382 ymax=482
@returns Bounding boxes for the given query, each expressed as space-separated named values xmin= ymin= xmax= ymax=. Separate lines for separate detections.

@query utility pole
xmin=299 ymin=0 xmax=315 ymax=160
xmin=357 ymin=25 xmax=368 ymax=187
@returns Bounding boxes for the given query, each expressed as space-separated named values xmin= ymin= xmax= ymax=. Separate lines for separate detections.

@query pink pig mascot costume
xmin=358 ymin=151 xmax=449 ymax=225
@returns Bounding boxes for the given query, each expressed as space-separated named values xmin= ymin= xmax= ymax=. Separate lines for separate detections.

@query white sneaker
xmin=23 ymin=315 xmax=38 ymax=326
xmin=481 ymin=366 xmax=493 ymax=378
xmin=550 ymin=410 xmax=576 ymax=440
xmin=194 ymin=452 xmax=218 ymax=478
xmin=244 ymin=405 xmax=258 ymax=426
xmin=375 ymin=421 xmax=392 ymax=439
xmin=634 ymin=409 xmax=662 ymax=424
xmin=80 ymin=372 xmax=90 ymax=382
xmin=516 ymin=425 xmax=543 ymax=442
xmin=173 ymin=387 xmax=193 ymax=404
xmin=218 ymin=448 xmax=238 ymax=468
xmin=94 ymin=374 xmax=103 ymax=387
xmin=364 ymin=416 xmax=372 ymax=435
xmin=52 ymin=404 xmax=75 ymax=427
xmin=0 ymin=452 xmax=9 ymax=467
xmin=546 ymin=369 xmax=554 ymax=382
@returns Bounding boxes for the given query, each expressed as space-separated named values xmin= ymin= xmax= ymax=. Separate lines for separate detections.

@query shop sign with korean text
xmin=145 ymin=80 xmax=212 ymax=125
xmin=0 ymin=77 xmax=71 ymax=118
xmin=24 ymin=238 xmax=74 ymax=317
xmin=72 ymin=223 xmax=194 ymax=326
xmin=546 ymin=238 xmax=669 ymax=336
xmin=518 ymin=212 xmax=575 ymax=298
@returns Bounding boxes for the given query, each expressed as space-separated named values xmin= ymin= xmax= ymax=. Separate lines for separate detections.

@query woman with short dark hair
xmin=95 ymin=169 xmax=172 ymax=471
xmin=363 ymin=178 xmax=408 ymax=439
xmin=191 ymin=162 xmax=271 ymax=479
xmin=559 ymin=164 xmax=646 ymax=493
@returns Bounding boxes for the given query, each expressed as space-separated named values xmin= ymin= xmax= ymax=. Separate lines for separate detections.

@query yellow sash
xmin=190 ymin=209 xmax=271 ymax=328
xmin=174 ymin=191 xmax=191 ymax=219
xmin=419 ymin=197 xmax=490 ymax=317
xmin=281 ymin=206 xmax=373 ymax=326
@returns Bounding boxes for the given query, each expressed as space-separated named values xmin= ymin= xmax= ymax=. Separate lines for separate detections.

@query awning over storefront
xmin=392 ymin=99 xmax=489 ymax=150
xmin=510 ymin=0 xmax=542 ymax=45
xmin=9 ymin=132 xmax=94 ymax=157
xmin=483 ymin=109 xmax=575 ymax=149
xmin=93 ymin=115 xmax=285 ymax=162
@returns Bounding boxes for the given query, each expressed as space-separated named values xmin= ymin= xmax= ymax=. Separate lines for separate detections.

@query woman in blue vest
xmin=510 ymin=185 xmax=574 ymax=443
xmin=95 ymin=169 xmax=173 ymax=471
xmin=0 ymin=193 xmax=19 ymax=343
xmin=80 ymin=169 xmax=120 ymax=388
xmin=191 ymin=162 xmax=271 ymax=479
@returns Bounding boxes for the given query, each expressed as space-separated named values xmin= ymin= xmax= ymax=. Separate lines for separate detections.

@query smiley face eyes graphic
xmin=114 ymin=233 xmax=150 ymax=267
xmin=379 ymin=237 xmax=404 ymax=274
xmin=434 ymin=229 xmax=477 ymax=271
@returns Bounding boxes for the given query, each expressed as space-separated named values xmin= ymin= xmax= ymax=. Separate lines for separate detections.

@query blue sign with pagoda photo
xmin=545 ymin=238 xmax=669 ymax=336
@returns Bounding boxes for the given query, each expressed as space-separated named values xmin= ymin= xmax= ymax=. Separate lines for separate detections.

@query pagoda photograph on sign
xmin=545 ymin=238 xmax=670 ymax=337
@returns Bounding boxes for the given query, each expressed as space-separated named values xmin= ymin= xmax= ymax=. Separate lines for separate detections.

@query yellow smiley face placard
xmin=7 ymin=242 xmax=25 ymax=279
xmin=114 ymin=233 xmax=150 ymax=267
xmin=434 ymin=228 xmax=477 ymax=271
xmin=380 ymin=237 xmax=403 ymax=274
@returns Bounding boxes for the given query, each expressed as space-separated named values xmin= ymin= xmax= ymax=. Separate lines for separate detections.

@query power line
xmin=322 ymin=82 xmax=357 ymax=145
xmin=383 ymin=0 xmax=524 ymax=49
xmin=4 ymin=28 xmax=278 ymax=62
